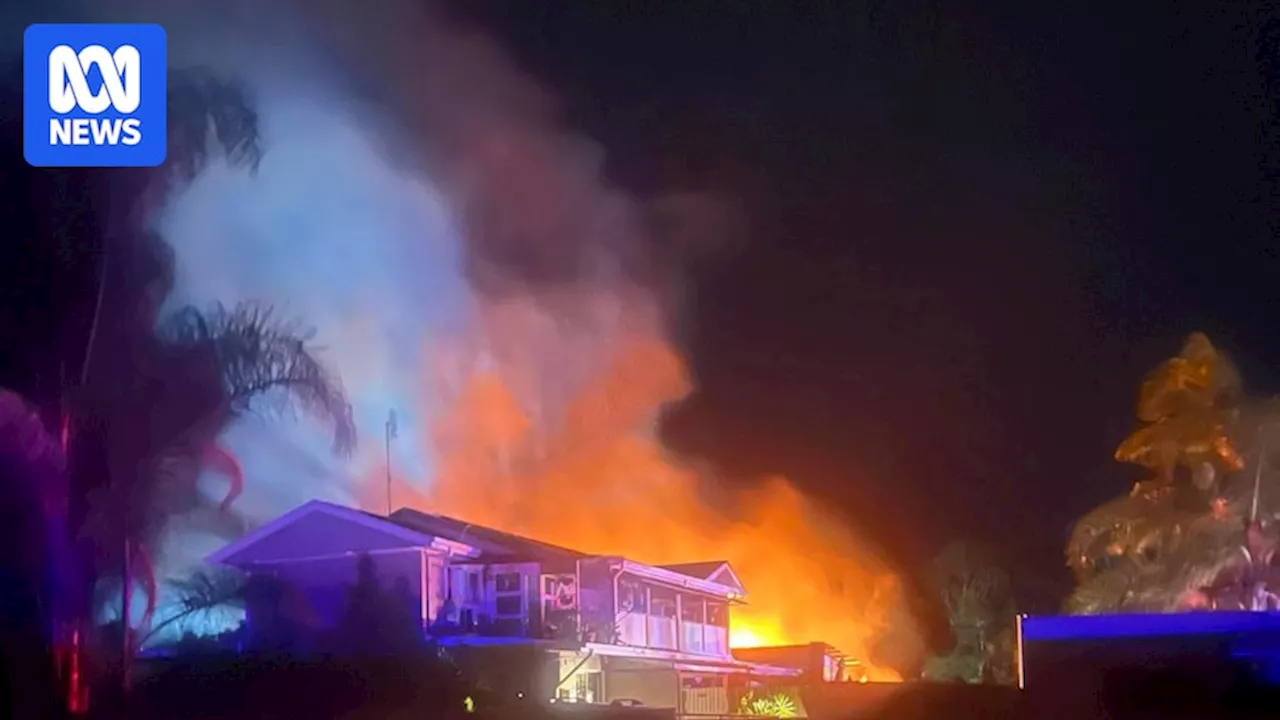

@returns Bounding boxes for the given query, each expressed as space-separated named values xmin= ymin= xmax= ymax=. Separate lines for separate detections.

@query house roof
xmin=658 ymin=561 xmax=747 ymax=594
xmin=207 ymin=501 xmax=749 ymax=599
xmin=205 ymin=499 xmax=478 ymax=566
xmin=658 ymin=561 xmax=726 ymax=579
xmin=387 ymin=508 xmax=587 ymax=564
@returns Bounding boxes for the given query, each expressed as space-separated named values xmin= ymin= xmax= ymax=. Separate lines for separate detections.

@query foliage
xmin=1064 ymin=333 xmax=1280 ymax=613
xmin=80 ymin=301 xmax=354 ymax=621
xmin=57 ymin=69 xmax=354 ymax=697
xmin=70 ymin=68 xmax=266 ymax=597
xmin=326 ymin=554 xmax=424 ymax=656
xmin=920 ymin=542 xmax=1016 ymax=684
xmin=738 ymin=690 xmax=801 ymax=718
xmin=159 ymin=301 xmax=357 ymax=455
xmin=137 ymin=568 xmax=248 ymax=650
xmin=164 ymin=68 xmax=263 ymax=185
xmin=921 ymin=652 xmax=984 ymax=684
xmin=929 ymin=542 xmax=1012 ymax=633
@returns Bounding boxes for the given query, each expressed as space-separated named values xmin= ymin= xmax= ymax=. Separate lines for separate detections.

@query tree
xmin=52 ymin=67 xmax=261 ymax=681
xmin=0 ymin=389 xmax=74 ymax=716
xmin=0 ymin=56 xmax=276 ymax=712
xmin=78 ymin=300 xmax=355 ymax=684
xmin=1065 ymin=333 xmax=1280 ymax=613
xmin=327 ymin=555 xmax=425 ymax=657
xmin=32 ymin=66 xmax=357 ymax=701
xmin=920 ymin=542 xmax=1015 ymax=684
xmin=135 ymin=568 xmax=248 ymax=652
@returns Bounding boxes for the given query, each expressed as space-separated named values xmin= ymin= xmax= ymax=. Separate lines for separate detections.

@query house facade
xmin=208 ymin=500 xmax=799 ymax=713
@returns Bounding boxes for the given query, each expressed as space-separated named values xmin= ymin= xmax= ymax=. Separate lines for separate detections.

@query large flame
xmin=363 ymin=290 xmax=912 ymax=681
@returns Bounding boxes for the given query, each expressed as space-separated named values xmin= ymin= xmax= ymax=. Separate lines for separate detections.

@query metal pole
xmin=121 ymin=538 xmax=131 ymax=693
xmin=385 ymin=424 xmax=392 ymax=516
xmin=1250 ymin=433 xmax=1265 ymax=524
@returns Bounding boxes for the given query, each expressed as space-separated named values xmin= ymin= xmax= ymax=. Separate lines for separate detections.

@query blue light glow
xmin=1021 ymin=611 xmax=1280 ymax=643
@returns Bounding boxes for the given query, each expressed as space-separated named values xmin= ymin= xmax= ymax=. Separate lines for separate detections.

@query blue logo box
xmin=24 ymin=23 xmax=168 ymax=168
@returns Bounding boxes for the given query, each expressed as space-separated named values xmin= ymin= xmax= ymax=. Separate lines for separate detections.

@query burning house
xmin=208 ymin=499 xmax=804 ymax=713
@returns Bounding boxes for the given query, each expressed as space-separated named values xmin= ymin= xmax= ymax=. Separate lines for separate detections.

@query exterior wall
xmin=230 ymin=512 xmax=420 ymax=563
xmin=579 ymin=558 xmax=617 ymax=644
xmin=601 ymin=657 xmax=680 ymax=709
xmin=443 ymin=561 xmax=542 ymax=636
xmin=246 ymin=549 xmax=429 ymax=632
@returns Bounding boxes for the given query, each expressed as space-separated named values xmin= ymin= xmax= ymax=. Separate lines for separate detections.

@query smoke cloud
xmin=22 ymin=0 xmax=920 ymax=669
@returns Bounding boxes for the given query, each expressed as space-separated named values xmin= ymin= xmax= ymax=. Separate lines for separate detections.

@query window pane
xmin=652 ymin=598 xmax=676 ymax=618
xmin=680 ymin=597 xmax=705 ymax=622
xmin=707 ymin=603 xmax=726 ymax=626
xmin=495 ymin=572 xmax=521 ymax=593
xmin=618 ymin=576 xmax=648 ymax=613
xmin=496 ymin=595 xmax=523 ymax=616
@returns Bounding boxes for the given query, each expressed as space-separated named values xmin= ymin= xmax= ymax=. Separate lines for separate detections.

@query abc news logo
xmin=24 ymin=23 xmax=167 ymax=168
xmin=48 ymin=44 xmax=144 ymax=147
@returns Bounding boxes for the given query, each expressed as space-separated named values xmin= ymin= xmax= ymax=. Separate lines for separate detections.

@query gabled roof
xmin=658 ymin=561 xmax=747 ymax=594
xmin=208 ymin=501 xmax=745 ymax=600
xmin=387 ymin=508 xmax=587 ymax=564
xmin=205 ymin=499 xmax=478 ymax=565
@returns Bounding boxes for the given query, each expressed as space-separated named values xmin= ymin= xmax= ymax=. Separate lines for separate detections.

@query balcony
xmin=615 ymin=606 xmax=728 ymax=655
xmin=614 ymin=574 xmax=731 ymax=656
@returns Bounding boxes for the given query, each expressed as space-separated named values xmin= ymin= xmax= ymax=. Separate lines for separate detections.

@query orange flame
xmin=364 ymin=295 xmax=914 ymax=681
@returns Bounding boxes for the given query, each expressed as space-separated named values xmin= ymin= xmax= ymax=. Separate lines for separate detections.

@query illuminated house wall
xmin=208 ymin=500 xmax=751 ymax=660
xmin=208 ymin=499 xmax=802 ymax=712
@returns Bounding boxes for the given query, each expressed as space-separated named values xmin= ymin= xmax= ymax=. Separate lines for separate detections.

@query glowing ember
xmin=363 ymin=292 xmax=917 ymax=681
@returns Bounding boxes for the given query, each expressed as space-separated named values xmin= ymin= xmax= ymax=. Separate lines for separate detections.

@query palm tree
xmin=134 ymin=568 xmax=248 ymax=652
xmin=78 ymin=300 xmax=355 ymax=684
xmin=56 ymin=68 xmax=262 ymax=694
xmin=53 ymin=68 xmax=349 ymax=699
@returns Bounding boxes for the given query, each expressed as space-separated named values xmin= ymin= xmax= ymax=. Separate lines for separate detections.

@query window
xmin=680 ymin=596 xmax=706 ymax=623
xmin=495 ymin=595 xmax=523 ymax=616
xmin=618 ymin=576 xmax=648 ymax=613
xmin=493 ymin=571 xmax=524 ymax=620
xmin=706 ymin=602 xmax=727 ymax=627
xmin=652 ymin=598 xmax=676 ymax=618
xmin=466 ymin=571 xmax=481 ymax=603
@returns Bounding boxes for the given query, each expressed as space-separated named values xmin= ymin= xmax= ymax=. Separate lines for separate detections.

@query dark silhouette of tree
xmin=921 ymin=542 xmax=1016 ymax=684
xmin=328 ymin=555 xmax=424 ymax=657
xmin=2 ymin=55 xmax=353 ymax=707
xmin=136 ymin=568 xmax=248 ymax=651
xmin=0 ymin=389 xmax=73 ymax=717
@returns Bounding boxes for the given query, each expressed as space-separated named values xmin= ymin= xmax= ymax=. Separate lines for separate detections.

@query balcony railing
xmin=616 ymin=613 xmax=727 ymax=655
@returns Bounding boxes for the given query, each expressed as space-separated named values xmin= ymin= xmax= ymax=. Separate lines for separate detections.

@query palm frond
xmin=164 ymin=67 xmax=262 ymax=186
xmin=0 ymin=388 xmax=64 ymax=472
xmin=159 ymin=301 xmax=356 ymax=455
xmin=137 ymin=568 xmax=246 ymax=648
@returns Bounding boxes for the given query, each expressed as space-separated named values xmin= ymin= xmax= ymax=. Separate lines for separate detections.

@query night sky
xmin=453 ymin=1 xmax=1280 ymax=608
